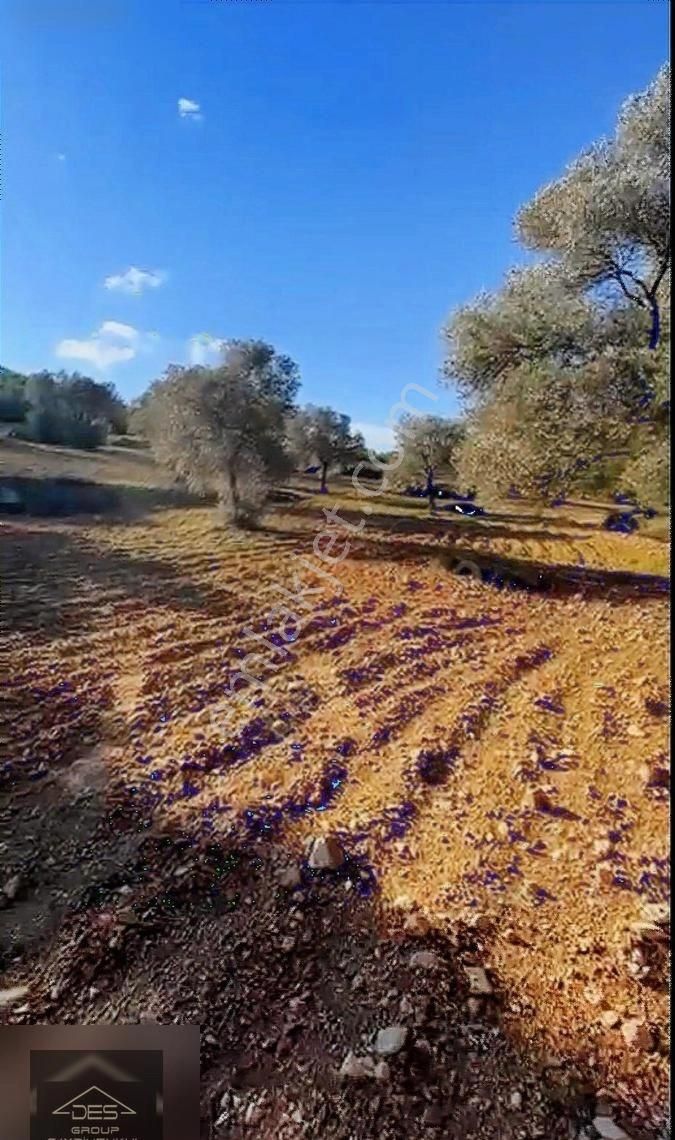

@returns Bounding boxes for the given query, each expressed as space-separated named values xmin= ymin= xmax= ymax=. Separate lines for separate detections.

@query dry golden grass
xmin=1 ymin=444 xmax=670 ymax=1118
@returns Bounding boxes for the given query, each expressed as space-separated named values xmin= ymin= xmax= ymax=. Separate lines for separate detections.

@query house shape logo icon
xmin=52 ymin=1085 xmax=136 ymax=1118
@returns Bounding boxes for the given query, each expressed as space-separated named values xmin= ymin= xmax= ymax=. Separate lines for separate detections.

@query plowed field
xmin=1 ymin=440 xmax=670 ymax=1138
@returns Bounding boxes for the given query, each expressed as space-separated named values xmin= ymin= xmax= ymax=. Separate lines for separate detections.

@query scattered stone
xmin=584 ymin=985 xmax=603 ymax=1006
xmin=280 ymin=936 xmax=296 ymax=954
xmin=510 ymin=1090 xmax=523 ymax=1110
xmin=600 ymin=1010 xmax=621 ymax=1029
xmin=307 ymin=836 xmax=345 ymax=871
xmin=398 ymin=995 xmax=414 ymax=1016
xmin=375 ymin=1025 xmax=409 ymax=1056
xmin=3 ymin=874 xmax=22 ymax=901
xmin=464 ymin=966 xmax=493 ymax=996
xmin=410 ymin=950 xmax=441 ymax=970
xmin=0 ymin=986 xmax=29 ymax=1008
xmin=339 ymin=1051 xmax=375 ymax=1080
xmin=593 ymin=1115 xmax=631 ymax=1139
xmin=276 ymin=865 xmax=302 ymax=889
xmin=621 ymin=1018 xmax=655 ymax=1051
xmin=244 ymin=1101 xmax=263 ymax=1126
xmin=374 ymin=1061 xmax=391 ymax=1082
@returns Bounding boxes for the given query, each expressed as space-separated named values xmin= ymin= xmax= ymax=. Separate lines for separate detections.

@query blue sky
xmin=2 ymin=0 xmax=668 ymax=449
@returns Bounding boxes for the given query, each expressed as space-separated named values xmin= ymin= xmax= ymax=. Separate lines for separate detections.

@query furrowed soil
xmin=0 ymin=440 xmax=670 ymax=1140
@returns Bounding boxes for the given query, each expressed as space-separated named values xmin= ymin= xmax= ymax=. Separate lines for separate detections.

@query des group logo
xmin=30 ymin=1051 xmax=163 ymax=1140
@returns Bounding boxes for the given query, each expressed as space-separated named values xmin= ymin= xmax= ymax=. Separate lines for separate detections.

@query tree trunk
xmin=648 ymin=297 xmax=661 ymax=351
xmin=320 ymin=461 xmax=329 ymax=494
xmin=426 ymin=468 xmax=436 ymax=513
xmin=227 ymin=464 xmax=240 ymax=521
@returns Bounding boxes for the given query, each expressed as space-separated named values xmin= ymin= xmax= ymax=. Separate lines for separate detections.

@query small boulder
xmin=374 ymin=1025 xmax=409 ymax=1056
xmin=307 ymin=836 xmax=345 ymax=871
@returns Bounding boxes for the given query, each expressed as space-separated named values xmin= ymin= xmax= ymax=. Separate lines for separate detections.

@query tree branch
xmin=649 ymin=241 xmax=671 ymax=300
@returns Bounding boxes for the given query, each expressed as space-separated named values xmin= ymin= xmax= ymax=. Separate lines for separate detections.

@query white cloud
xmin=55 ymin=321 xmax=158 ymax=370
xmin=352 ymin=422 xmax=396 ymax=454
xmin=98 ymin=320 xmax=139 ymax=342
xmin=178 ymin=97 xmax=202 ymax=121
xmin=104 ymin=266 xmax=167 ymax=295
xmin=188 ymin=332 xmax=225 ymax=366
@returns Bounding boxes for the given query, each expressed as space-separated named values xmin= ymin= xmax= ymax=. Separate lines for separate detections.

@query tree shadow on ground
xmin=0 ymin=474 xmax=212 ymax=524
xmin=347 ymin=532 xmax=668 ymax=603
xmin=266 ymin=509 xmax=669 ymax=604
xmin=335 ymin=506 xmax=600 ymax=546
xmin=1 ymin=524 xmax=236 ymax=644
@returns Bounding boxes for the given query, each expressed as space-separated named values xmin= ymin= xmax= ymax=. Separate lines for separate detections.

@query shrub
xmin=20 ymin=409 xmax=109 ymax=449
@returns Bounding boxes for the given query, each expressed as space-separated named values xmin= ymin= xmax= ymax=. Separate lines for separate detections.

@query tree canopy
xmin=393 ymin=414 xmax=465 ymax=506
xmin=287 ymin=405 xmax=364 ymax=492
xmin=145 ymin=341 xmax=297 ymax=525
xmin=442 ymin=64 xmax=670 ymax=504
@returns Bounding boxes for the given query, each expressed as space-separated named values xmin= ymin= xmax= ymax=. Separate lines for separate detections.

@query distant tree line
xmin=0 ymin=367 xmax=128 ymax=448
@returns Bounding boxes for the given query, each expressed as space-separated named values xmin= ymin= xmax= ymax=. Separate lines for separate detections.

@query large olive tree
xmin=443 ymin=65 xmax=670 ymax=504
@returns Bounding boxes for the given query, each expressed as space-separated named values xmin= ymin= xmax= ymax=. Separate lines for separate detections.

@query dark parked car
xmin=447 ymin=502 xmax=486 ymax=517
xmin=0 ymin=485 xmax=26 ymax=514
xmin=603 ymin=511 xmax=639 ymax=534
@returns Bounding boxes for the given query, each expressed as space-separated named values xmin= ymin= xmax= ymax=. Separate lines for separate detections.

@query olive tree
xmin=442 ymin=263 xmax=599 ymax=397
xmin=146 ymin=341 xmax=299 ymax=525
xmin=517 ymin=65 xmax=670 ymax=349
xmin=443 ymin=66 xmax=670 ymax=504
xmin=287 ymin=404 xmax=364 ymax=493
xmin=394 ymin=414 xmax=465 ymax=509
xmin=456 ymin=354 xmax=648 ymax=500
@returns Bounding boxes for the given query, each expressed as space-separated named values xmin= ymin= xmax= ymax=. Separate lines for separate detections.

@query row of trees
xmin=141 ymin=341 xmax=370 ymax=524
xmin=441 ymin=64 xmax=670 ymax=505
xmin=142 ymin=63 xmax=668 ymax=520
xmin=0 ymin=367 xmax=128 ymax=447
xmin=3 ymin=67 xmax=667 ymax=513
